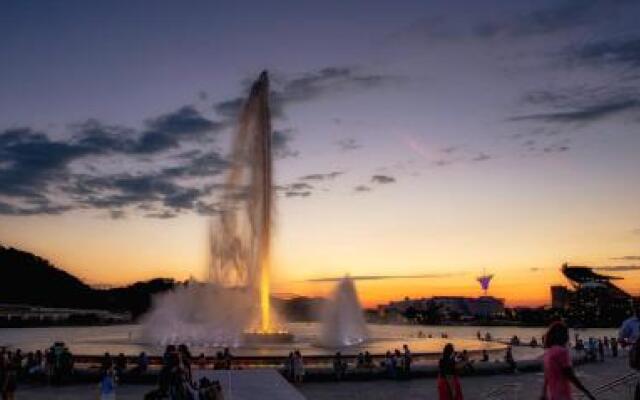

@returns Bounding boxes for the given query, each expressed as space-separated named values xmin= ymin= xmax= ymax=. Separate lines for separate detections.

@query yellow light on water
xmin=260 ymin=256 xmax=271 ymax=332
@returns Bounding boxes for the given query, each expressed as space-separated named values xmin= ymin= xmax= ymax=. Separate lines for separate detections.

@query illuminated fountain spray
xmin=142 ymin=71 xmax=289 ymax=345
xmin=210 ymin=71 xmax=275 ymax=334
xmin=320 ymin=276 xmax=369 ymax=347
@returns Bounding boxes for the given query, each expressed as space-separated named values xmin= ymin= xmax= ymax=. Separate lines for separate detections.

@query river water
xmin=0 ymin=323 xmax=618 ymax=360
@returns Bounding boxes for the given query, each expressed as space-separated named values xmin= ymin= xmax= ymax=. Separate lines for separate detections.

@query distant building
xmin=0 ymin=304 xmax=131 ymax=327
xmin=558 ymin=263 xmax=635 ymax=327
xmin=378 ymin=295 xmax=505 ymax=321
xmin=551 ymin=285 xmax=570 ymax=310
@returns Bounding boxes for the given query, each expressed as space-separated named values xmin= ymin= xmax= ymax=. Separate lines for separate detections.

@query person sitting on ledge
xmin=530 ymin=337 xmax=539 ymax=347
xmin=481 ymin=350 xmax=489 ymax=362
xmin=222 ymin=348 xmax=232 ymax=370
xmin=136 ymin=352 xmax=149 ymax=374
xmin=115 ymin=353 xmax=127 ymax=378
xmin=197 ymin=353 xmax=207 ymax=370
xmin=383 ymin=351 xmax=397 ymax=379
xmin=332 ymin=352 xmax=346 ymax=381
xmin=457 ymin=350 xmax=474 ymax=374
xmin=363 ymin=351 xmax=373 ymax=369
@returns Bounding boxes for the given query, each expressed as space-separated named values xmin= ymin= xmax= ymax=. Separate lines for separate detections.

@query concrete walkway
xmin=15 ymin=356 xmax=638 ymax=400
xmin=299 ymin=356 xmax=637 ymax=400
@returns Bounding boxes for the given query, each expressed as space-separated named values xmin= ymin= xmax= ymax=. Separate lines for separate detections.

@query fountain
xmin=142 ymin=71 xmax=292 ymax=345
xmin=44 ymin=71 xmax=508 ymax=361
xmin=319 ymin=276 xmax=369 ymax=347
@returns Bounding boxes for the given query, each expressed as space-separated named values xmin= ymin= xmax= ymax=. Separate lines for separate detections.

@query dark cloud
xmin=0 ymin=102 xmax=228 ymax=218
xmin=510 ymin=99 xmax=640 ymax=124
xmin=300 ymin=172 xmax=343 ymax=181
xmin=109 ymin=210 xmax=126 ymax=220
xmin=441 ymin=146 xmax=458 ymax=154
xmin=306 ymin=273 xmax=463 ymax=282
xmin=336 ymin=138 xmax=361 ymax=152
xmin=474 ymin=1 xmax=599 ymax=38
xmin=434 ymin=159 xmax=453 ymax=167
xmin=195 ymin=201 xmax=222 ymax=216
xmin=596 ymin=265 xmax=640 ymax=272
xmin=272 ymin=129 xmax=299 ymax=159
xmin=66 ymin=171 xmax=212 ymax=216
xmin=541 ymin=141 xmax=571 ymax=153
xmin=354 ymin=185 xmax=371 ymax=192
xmin=472 ymin=153 xmax=492 ymax=162
xmin=145 ymin=210 xmax=178 ymax=219
xmin=0 ymin=67 xmax=388 ymax=218
xmin=570 ymin=36 xmax=640 ymax=68
xmin=289 ymin=182 xmax=313 ymax=190
xmin=285 ymin=191 xmax=311 ymax=198
xmin=371 ymin=175 xmax=396 ymax=184
xmin=0 ymin=198 xmax=72 ymax=216
xmin=0 ymin=127 xmax=97 ymax=200
xmin=213 ymin=66 xmax=397 ymax=121
xmin=610 ymin=256 xmax=640 ymax=261
xmin=161 ymin=150 xmax=228 ymax=178
xmin=133 ymin=106 xmax=223 ymax=154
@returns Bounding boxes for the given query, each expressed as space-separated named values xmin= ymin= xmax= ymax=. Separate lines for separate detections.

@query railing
xmin=72 ymin=351 xmax=443 ymax=369
xmin=483 ymin=383 xmax=521 ymax=399
xmin=576 ymin=371 xmax=638 ymax=399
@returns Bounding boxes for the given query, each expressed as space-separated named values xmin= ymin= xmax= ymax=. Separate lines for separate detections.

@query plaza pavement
xmin=15 ymin=355 xmax=638 ymax=399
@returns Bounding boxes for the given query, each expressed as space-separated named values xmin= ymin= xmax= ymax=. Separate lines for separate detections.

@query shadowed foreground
xmin=15 ymin=356 xmax=636 ymax=400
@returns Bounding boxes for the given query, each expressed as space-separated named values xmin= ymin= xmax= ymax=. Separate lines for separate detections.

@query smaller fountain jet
xmin=320 ymin=276 xmax=369 ymax=347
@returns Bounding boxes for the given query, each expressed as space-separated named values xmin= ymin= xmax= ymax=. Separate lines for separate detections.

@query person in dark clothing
xmin=332 ymin=352 xmax=346 ymax=381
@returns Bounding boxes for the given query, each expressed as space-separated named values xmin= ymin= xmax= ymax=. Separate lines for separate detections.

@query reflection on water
xmin=0 ymin=323 xmax=617 ymax=360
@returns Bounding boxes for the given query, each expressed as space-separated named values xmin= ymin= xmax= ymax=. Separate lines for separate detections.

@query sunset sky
xmin=1 ymin=1 xmax=640 ymax=307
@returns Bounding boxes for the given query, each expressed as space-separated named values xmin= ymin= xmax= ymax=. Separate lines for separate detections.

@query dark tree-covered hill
xmin=0 ymin=245 xmax=175 ymax=318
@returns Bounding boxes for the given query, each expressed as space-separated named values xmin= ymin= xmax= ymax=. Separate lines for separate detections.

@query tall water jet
xmin=209 ymin=71 xmax=274 ymax=333
xmin=142 ymin=71 xmax=285 ymax=345
xmin=320 ymin=276 xmax=369 ymax=347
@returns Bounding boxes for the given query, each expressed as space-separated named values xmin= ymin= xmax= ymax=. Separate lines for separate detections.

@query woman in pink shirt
xmin=541 ymin=322 xmax=596 ymax=400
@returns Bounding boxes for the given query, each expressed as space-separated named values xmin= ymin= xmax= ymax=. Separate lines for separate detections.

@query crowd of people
xmin=142 ymin=344 xmax=228 ymax=400
xmin=0 ymin=341 xmax=75 ymax=399
xmin=2 ymin=303 xmax=640 ymax=400
xmin=437 ymin=303 xmax=640 ymax=400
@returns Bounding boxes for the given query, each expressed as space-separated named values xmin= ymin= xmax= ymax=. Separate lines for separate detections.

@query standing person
xmin=293 ymin=350 xmax=304 ymax=384
xmin=597 ymin=340 xmax=605 ymax=362
xmin=541 ymin=322 xmax=596 ymax=400
xmin=505 ymin=346 xmax=517 ymax=372
xmin=98 ymin=368 xmax=117 ymax=400
xmin=619 ymin=303 xmax=640 ymax=349
xmin=611 ymin=338 xmax=619 ymax=358
xmin=222 ymin=347 xmax=232 ymax=370
xmin=620 ymin=302 xmax=640 ymax=398
xmin=402 ymin=344 xmax=412 ymax=377
xmin=286 ymin=352 xmax=295 ymax=381
xmin=2 ymin=352 xmax=18 ymax=400
xmin=437 ymin=343 xmax=463 ymax=400
xmin=332 ymin=352 xmax=345 ymax=381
